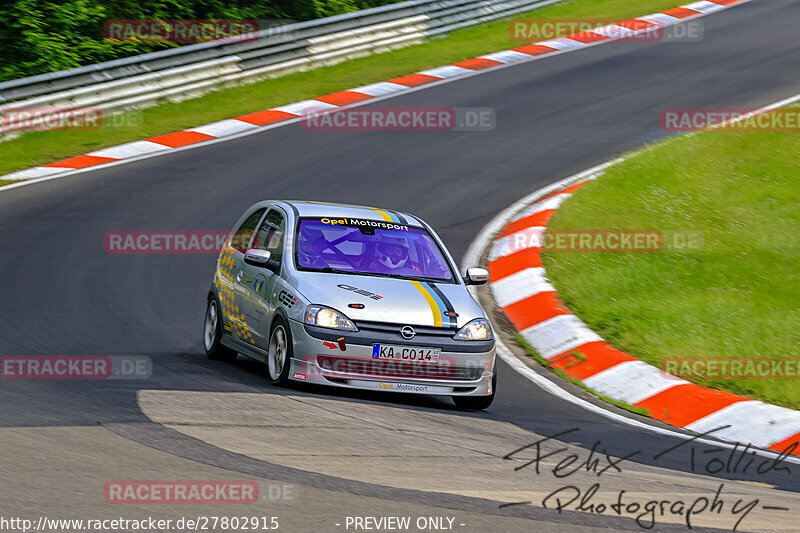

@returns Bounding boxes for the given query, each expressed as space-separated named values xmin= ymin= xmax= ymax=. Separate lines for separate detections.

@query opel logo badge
xmin=401 ymin=326 xmax=415 ymax=339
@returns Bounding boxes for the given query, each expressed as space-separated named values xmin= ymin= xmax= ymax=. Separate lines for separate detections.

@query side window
xmin=231 ymin=208 xmax=266 ymax=253
xmin=252 ymin=209 xmax=286 ymax=264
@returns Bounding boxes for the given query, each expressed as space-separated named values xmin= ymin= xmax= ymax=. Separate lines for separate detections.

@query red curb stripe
xmin=661 ymin=7 xmax=702 ymax=18
xmin=147 ymin=131 xmax=215 ymax=148
xmin=768 ymin=432 xmax=800 ymax=457
xmin=235 ymin=109 xmax=298 ymax=126
xmin=499 ymin=210 xmax=554 ymax=238
xmin=615 ymin=19 xmax=659 ymax=30
xmin=502 ymin=291 xmax=570 ymax=331
xmin=453 ymin=58 xmax=504 ymax=71
xmin=488 ymin=248 xmax=542 ymax=282
xmin=314 ymin=91 xmax=373 ymax=106
xmin=568 ymin=31 xmax=610 ymax=44
xmin=634 ymin=384 xmax=748 ymax=427
xmin=387 ymin=74 xmax=441 ymax=87
xmin=550 ymin=341 xmax=638 ymax=380
xmin=709 ymin=0 xmax=744 ymax=5
xmin=43 ymin=155 xmax=119 ymax=169
xmin=512 ymin=44 xmax=557 ymax=56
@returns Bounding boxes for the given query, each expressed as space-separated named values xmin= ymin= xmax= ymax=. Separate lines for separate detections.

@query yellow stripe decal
xmin=410 ymin=281 xmax=442 ymax=327
xmin=369 ymin=207 xmax=393 ymax=221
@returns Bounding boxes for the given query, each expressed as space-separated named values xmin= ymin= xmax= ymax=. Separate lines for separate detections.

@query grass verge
xmin=0 ymin=0 xmax=680 ymax=177
xmin=542 ymin=117 xmax=800 ymax=410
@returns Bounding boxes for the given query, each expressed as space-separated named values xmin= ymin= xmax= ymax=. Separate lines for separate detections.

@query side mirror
xmin=464 ymin=267 xmax=489 ymax=285
xmin=244 ymin=249 xmax=275 ymax=270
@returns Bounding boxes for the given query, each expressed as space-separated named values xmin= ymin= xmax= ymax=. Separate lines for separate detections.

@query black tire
xmin=203 ymin=295 xmax=237 ymax=362
xmin=266 ymin=316 xmax=293 ymax=386
xmin=453 ymin=365 xmax=497 ymax=410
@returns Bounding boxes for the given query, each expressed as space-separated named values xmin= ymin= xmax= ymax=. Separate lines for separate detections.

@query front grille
xmin=353 ymin=320 xmax=457 ymax=339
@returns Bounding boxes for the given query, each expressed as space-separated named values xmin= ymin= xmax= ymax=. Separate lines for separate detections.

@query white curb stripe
xmin=510 ymin=193 xmax=571 ymax=222
xmin=685 ymin=401 xmax=800 ymax=448
xmin=536 ymin=38 xmax=587 ymax=50
xmin=88 ymin=141 xmax=170 ymax=159
xmin=582 ymin=360 xmax=688 ymax=404
xmin=189 ymin=119 xmax=259 ymax=137
xmin=272 ymin=100 xmax=338 ymax=116
xmin=684 ymin=1 xmax=726 ymax=14
xmin=488 ymin=226 xmax=545 ymax=262
xmin=479 ymin=50 xmax=532 ymax=64
xmin=350 ymin=82 xmax=408 ymax=96
xmin=590 ymin=24 xmax=640 ymax=39
xmin=491 ymin=267 xmax=554 ymax=307
xmin=3 ymin=167 xmax=69 ymax=180
xmin=638 ymin=13 xmax=681 ymax=26
xmin=418 ymin=66 xmax=472 ymax=79
xmin=520 ymin=314 xmax=603 ymax=359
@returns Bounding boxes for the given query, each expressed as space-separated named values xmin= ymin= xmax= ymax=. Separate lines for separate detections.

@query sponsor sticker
xmin=337 ymin=284 xmax=383 ymax=301
xmin=321 ymin=217 xmax=409 ymax=232
xmin=348 ymin=380 xmax=452 ymax=394
xmin=292 ymin=373 xmax=307 ymax=381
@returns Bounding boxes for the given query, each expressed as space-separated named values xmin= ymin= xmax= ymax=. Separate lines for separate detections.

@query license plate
xmin=372 ymin=344 xmax=440 ymax=363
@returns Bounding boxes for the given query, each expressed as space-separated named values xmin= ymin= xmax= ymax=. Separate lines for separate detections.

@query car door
xmin=239 ymin=208 xmax=286 ymax=350
xmin=222 ymin=207 xmax=266 ymax=345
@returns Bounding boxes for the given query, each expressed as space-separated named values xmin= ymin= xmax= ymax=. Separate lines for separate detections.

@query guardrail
xmin=0 ymin=0 xmax=556 ymax=132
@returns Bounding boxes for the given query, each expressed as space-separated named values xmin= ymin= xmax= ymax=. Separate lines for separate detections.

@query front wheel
xmin=267 ymin=317 xmax=292 ymax=386
xmin=453 ymin=366 xmax=496 ymax=410
xmin=204 ymin=295 xmax=237 ymax=362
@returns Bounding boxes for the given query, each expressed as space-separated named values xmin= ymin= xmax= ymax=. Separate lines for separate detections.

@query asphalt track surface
xmin=1 ymin=1 xmax=800 ymax=531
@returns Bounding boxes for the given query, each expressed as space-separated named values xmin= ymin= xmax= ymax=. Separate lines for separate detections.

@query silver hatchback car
xmin=203 ymin=201 xmax=497 ymax=409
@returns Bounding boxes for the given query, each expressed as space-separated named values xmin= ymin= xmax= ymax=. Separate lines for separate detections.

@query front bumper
xmin=287 ymin=319 xmax=495 ymax=396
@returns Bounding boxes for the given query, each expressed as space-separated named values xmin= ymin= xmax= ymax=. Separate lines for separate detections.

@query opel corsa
xmin=203 ymin=201 xmax=496 ymax=409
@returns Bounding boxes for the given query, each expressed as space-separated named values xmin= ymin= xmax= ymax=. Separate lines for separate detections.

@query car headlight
xmin=304 ymin=305 xmax=357 ymax=331
xmin=454 ymin=318 xmax=493 ymax=340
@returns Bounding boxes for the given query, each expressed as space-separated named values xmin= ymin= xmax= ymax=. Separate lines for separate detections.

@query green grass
xmin=543 ymin=121 xmax=800 ymax=410
xmin=0 ymin=0 xmax=680 ymax=177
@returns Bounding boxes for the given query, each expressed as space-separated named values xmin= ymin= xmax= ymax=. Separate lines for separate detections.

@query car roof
xmin=278 ymin=200 xmax=424 ymax=226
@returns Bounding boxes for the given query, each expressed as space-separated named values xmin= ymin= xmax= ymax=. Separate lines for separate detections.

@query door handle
xmin=236 ymin=270 xmax=243 ymax=283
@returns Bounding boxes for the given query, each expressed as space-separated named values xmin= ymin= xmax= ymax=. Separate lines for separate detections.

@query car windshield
xmin=295 ymin=217 xmax=455 ymax=282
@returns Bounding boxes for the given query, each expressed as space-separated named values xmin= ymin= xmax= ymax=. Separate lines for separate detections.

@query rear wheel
xmin=453 ymin=366 xmax=496 ymax=410
xmin=267 ymin=317 xmax=292 ymax=386
xmin=204 ymin=295 xmax=237 ymax=362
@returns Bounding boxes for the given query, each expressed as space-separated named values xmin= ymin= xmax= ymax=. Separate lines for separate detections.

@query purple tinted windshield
xmin=296 ymin=218 xmax=454 ymax=281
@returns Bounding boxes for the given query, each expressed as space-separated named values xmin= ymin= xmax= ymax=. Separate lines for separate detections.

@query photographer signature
xmin=499 ymin=426 xmax=796 ymax=530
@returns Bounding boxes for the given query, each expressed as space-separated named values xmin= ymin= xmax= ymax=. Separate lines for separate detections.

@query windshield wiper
xmin=315 ymin=266 xmax=356 ymax=275
xmin=308 ymin=267 xmax=450 ymax=283
xmin=382 ymin=273 xmax=450 ymax=283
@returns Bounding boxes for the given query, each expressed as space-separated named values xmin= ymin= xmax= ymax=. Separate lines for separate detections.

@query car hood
xmin=292 ymin=272 xmax=484 ymax=329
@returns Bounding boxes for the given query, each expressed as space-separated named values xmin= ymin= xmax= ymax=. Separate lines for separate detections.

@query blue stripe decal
xmin=422 ymin=282 xmax=457 ymax=327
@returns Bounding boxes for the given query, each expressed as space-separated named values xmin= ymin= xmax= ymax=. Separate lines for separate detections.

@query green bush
xmin=0 ymin=0 xmax=402 ymax=82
